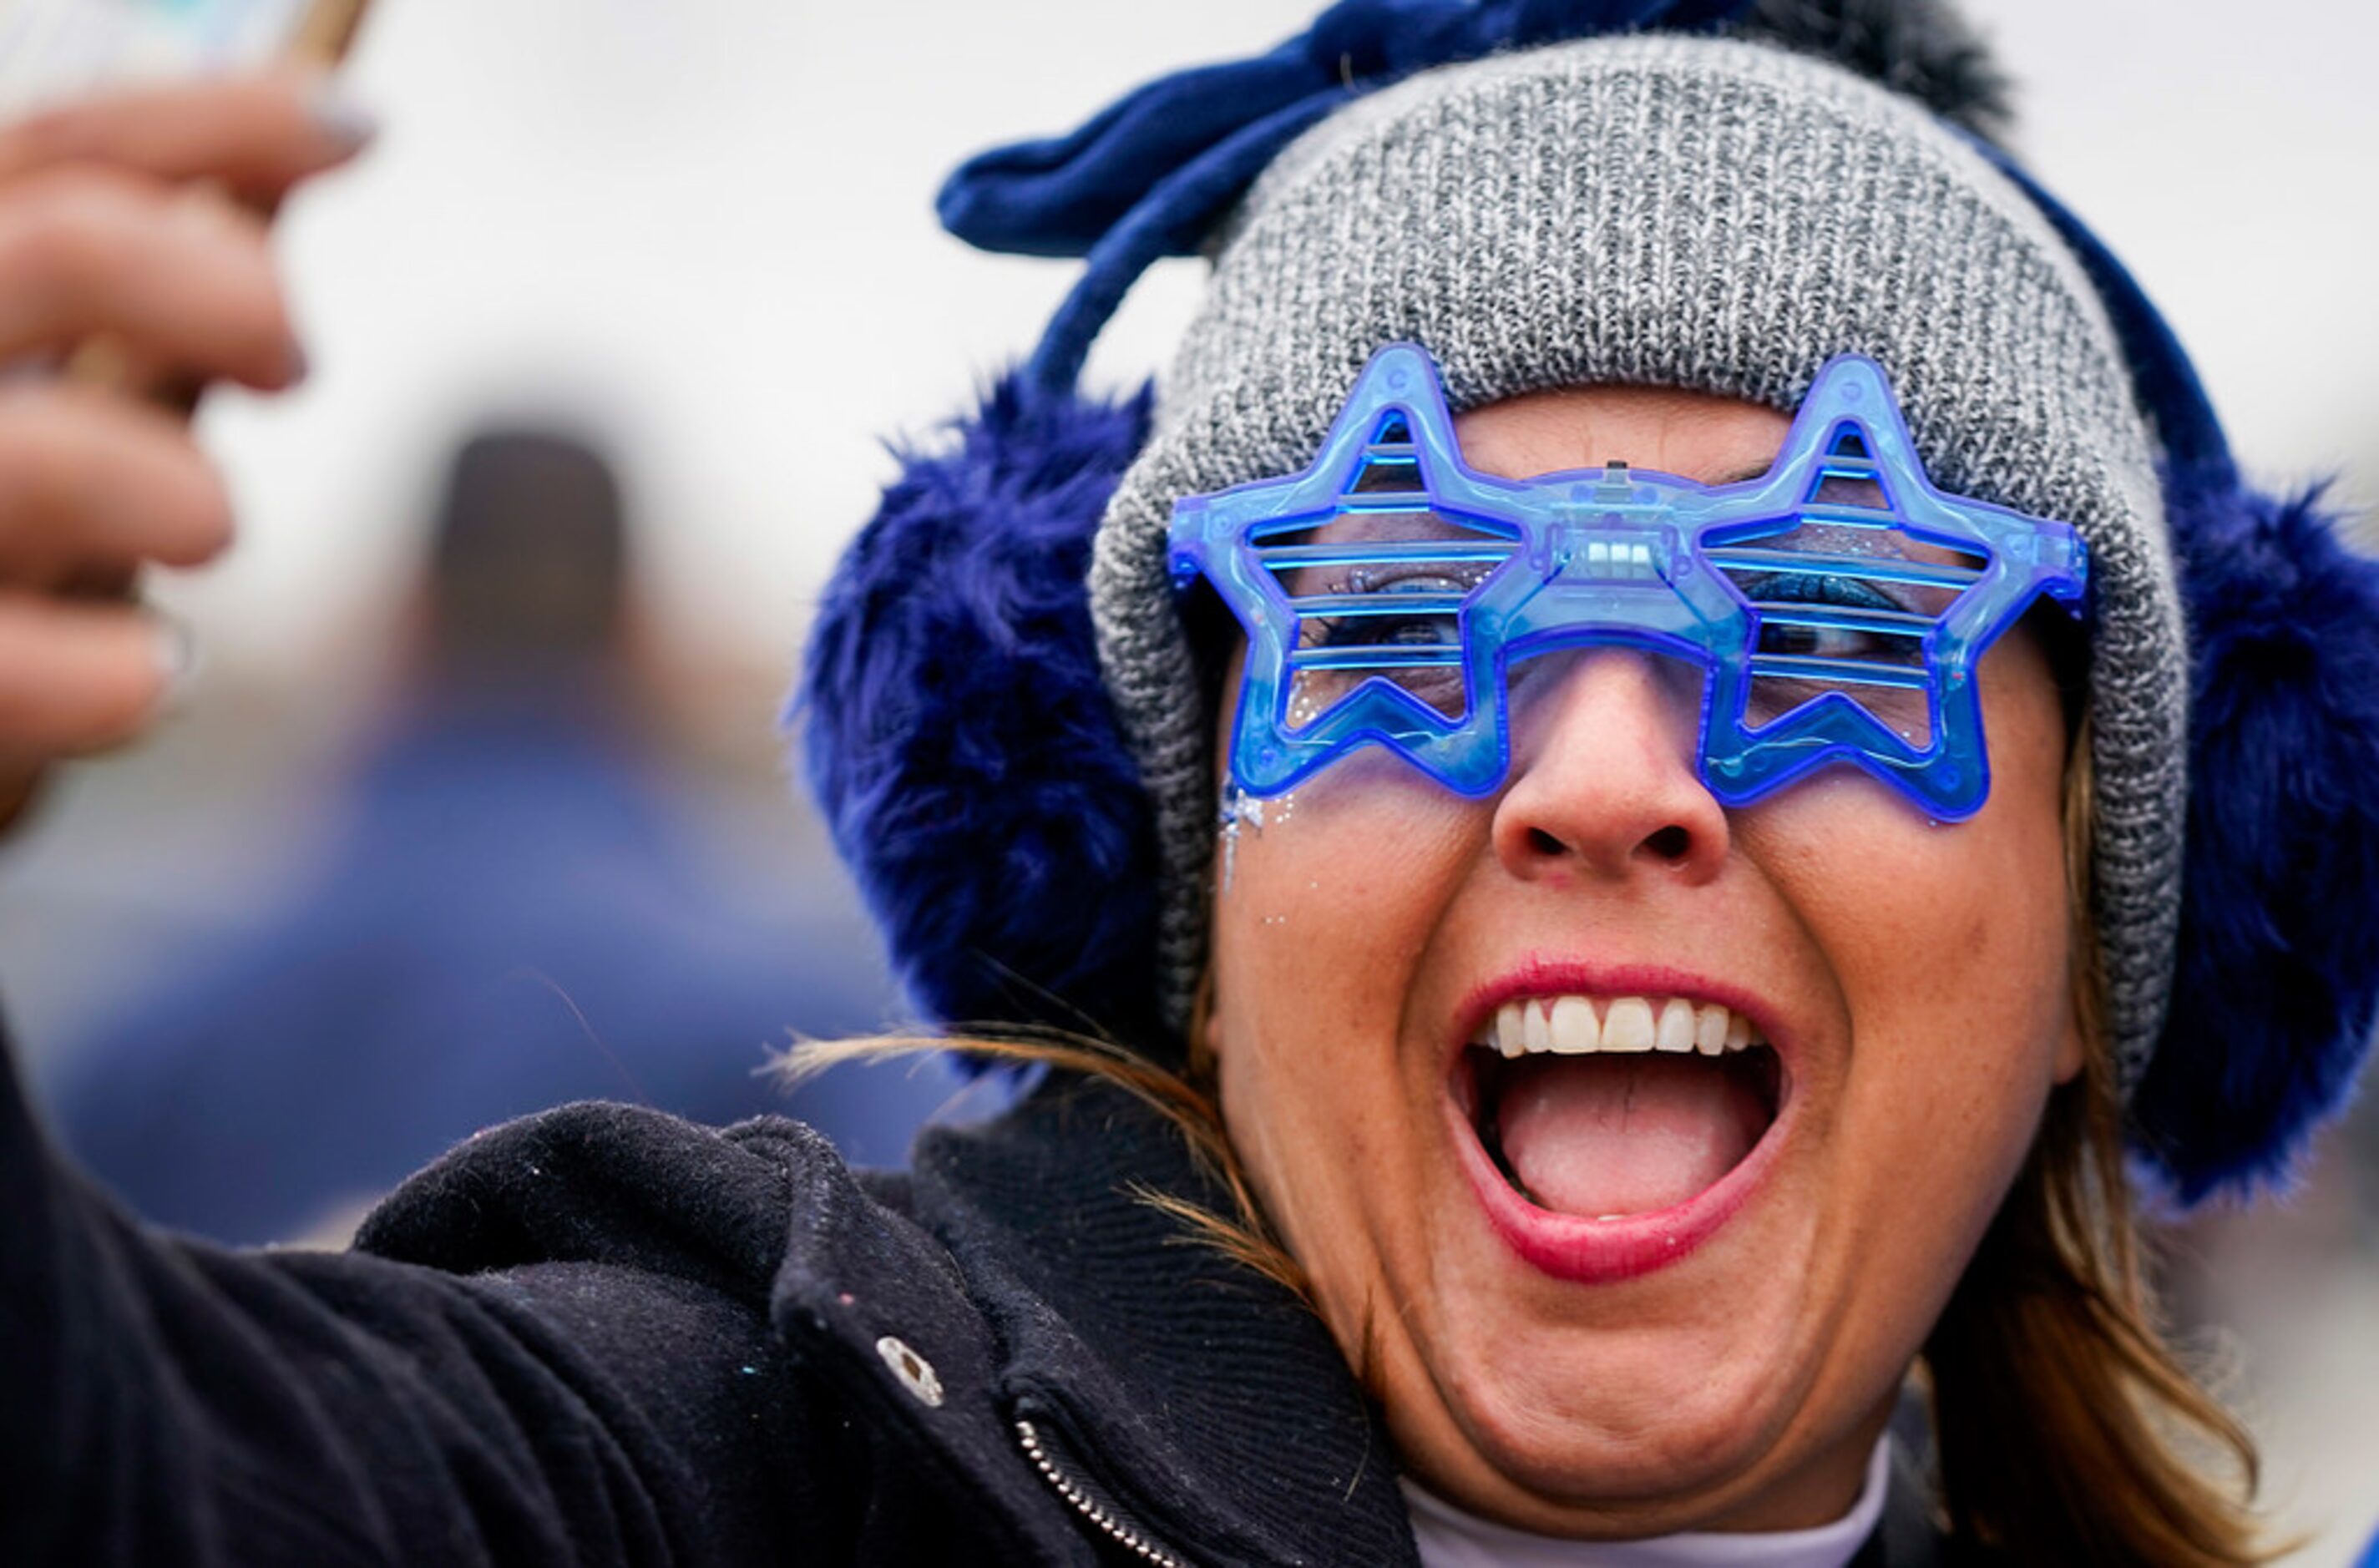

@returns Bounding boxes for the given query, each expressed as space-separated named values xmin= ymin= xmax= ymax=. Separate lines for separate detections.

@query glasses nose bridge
xmin=1501 ymin=637 xmax=1713 ymax=785
xmin=1486 ymin=504 xmax=1741 ymax=767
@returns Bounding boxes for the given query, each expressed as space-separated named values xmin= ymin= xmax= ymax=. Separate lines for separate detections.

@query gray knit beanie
xmin=1086 ymin=33 xmax=2185 ymax=1090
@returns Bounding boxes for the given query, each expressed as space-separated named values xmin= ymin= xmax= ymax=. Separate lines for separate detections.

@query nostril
xmin=1644 ymin=825 xmax=1692 ymax=861
xmin=1527 ymin=827 xmax=1566 ymax=857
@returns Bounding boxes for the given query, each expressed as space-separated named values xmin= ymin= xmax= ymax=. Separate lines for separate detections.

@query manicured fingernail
xmin=308 ymin=82 xmax=380 ymax=153
xmin=150 ymin=614 xmax=201 ymax=719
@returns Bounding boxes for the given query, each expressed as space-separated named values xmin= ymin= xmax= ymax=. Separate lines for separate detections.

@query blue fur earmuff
xmin=800 ymin=373 xmax=1162 ymax=1046
xmin=794 ymin=0 xmax=2379 ymax=1205
xmin=2142 ymin=475 xmax=2379 ymax=1202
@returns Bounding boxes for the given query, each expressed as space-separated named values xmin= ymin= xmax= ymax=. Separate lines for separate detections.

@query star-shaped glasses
xmin=1167 ymin=342 xmax=2088 ymax=819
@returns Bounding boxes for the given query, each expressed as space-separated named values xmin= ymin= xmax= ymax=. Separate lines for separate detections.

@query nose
xmin=1490 ymin=646 xmax=1731 ymax=886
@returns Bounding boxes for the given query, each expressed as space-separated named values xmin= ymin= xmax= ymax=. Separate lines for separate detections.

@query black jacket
xmin=3 ymin=1032 xmax=1952 ymax=1564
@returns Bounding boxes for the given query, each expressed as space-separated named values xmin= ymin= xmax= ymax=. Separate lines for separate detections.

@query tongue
xmin=1497 ymin=1055 xmax=1765 ymax=1218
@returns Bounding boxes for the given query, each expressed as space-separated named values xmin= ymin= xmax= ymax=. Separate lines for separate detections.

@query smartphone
xmin=0 ymin=0 xmax=370 ymax=118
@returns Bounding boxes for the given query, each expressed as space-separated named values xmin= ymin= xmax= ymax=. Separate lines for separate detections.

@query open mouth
xmin=1453 ymin=996 xmax=1787 ymax=1222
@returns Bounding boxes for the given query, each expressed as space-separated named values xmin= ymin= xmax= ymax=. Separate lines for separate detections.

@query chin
xmin=1444 ymin=1312 xmax=1820 ymax=1520
xmin=1405 ymin=1226 xmax=1839 ymax=1520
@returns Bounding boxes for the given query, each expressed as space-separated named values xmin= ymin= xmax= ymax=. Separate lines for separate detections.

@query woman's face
xmin=1203 ymin=383 xmax=2082 ymax=1537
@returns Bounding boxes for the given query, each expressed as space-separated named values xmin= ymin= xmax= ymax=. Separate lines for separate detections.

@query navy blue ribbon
xmin=939 ymin=0 xmax=1755 ymax=389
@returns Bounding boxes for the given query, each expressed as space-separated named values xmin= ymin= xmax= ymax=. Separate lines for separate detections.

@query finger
xmin=0 ymin=386 xmax=234 ymax=575
xmin=0 ymin=71 xmax=375 ymax=201
xmin=0 ymin=766 xmax=46 ymax=836
xmin=0 ymin=596 xmax=181 ymax=758
xmin=0 ymin=169 xmax=301 ymax=387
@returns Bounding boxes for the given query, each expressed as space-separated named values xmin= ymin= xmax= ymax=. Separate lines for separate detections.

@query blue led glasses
xmin=1168 ymin=343 xmax=2089 ymax=819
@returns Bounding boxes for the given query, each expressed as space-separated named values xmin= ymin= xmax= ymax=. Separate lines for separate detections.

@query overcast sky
xmin=173 ymin=0 xmax=2379 ymax=678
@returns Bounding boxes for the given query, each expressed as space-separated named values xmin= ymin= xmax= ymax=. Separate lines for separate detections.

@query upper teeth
xmin=1484 ymin=996 xmax=1764 ymax=1058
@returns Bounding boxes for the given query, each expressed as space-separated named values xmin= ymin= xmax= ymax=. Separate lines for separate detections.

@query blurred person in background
xmin=34 ymin=426 xmax=955 ymax=1245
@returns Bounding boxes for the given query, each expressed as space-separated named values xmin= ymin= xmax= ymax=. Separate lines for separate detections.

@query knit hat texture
xmin=1086 ymin=33 xmax=2187 ymax=1089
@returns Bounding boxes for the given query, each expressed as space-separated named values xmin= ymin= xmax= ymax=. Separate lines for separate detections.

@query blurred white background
xmin=175 ymin=0 xmax=2379 ymax=673
xmin=3 ymin=1 xmax=2375 ymax=1560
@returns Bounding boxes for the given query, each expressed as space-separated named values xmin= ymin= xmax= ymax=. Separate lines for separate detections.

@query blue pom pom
xmin=794 ymin=375 xmax=1166 ymax=1059
xmin=2134 ymin=473 xmax=2379 ymax=1205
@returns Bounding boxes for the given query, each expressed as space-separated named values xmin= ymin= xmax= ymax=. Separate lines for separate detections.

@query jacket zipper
xmin=1014 ymin=1416 xmax=1188 ymax=1567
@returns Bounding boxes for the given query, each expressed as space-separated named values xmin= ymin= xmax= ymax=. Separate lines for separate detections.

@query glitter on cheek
xmin=1216 ymin=787 xmax=1268 ymax=894
xmin=1217 ymin=778 xmax=1310 ymax=898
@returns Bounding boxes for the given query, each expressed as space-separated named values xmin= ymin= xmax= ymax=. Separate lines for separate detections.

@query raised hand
xmin=0 ymin=71 xmax=370 ymax=822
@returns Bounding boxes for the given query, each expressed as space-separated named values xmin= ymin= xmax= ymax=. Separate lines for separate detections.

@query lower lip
xmin=1445 ymin=1077 xmax=1790 ymax=1285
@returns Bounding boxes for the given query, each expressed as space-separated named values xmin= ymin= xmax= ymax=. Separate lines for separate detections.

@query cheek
xmin=1747 ymin=640 xmax=2076 ymax=1326
xmin=1210 ymin=776 xmax=1462 ymax=1020
xmin=1763 ymin=631 xmax=2073 ymax=1059
xmin=1759 ymin=799 xmax=2068 ymax=1237
xmin=1202 ymin=771 xmax=1480 ymax=1325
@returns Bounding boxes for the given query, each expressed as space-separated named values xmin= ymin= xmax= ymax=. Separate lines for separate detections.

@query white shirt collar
xmin=1401 ymin=1434 xmax=1892 ymax=1568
